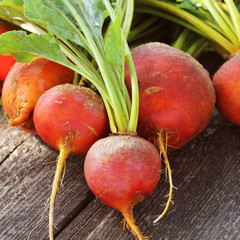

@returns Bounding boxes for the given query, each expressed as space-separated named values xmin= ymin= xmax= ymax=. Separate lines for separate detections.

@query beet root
xmin=1 ymin=57 xmax=74 ymax=134
xmin=125 ymin=42 xmax=216 ymax=222
xmin=125 ymin=42 xmax=215 ymax=151
xmin=213 ymin=53 xmax=240 ymax=125
xmin=33 ymin=83 xmax=109 ymax=240
xmin=84 ymin=135 xmax=161 ymax=239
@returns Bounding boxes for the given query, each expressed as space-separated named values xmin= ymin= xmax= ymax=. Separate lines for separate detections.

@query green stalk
xmin=134 ymin=5 xmax=213 ymax=40
xmin=112 ymin=0 xmax=138 ymax=130
xmin=128 ymin=21 xmax=166 ymax=48
xmin=172 ymin=28 xmax=209 ymax=58
xmin=102 ymin=14 xmax=132 ymax=120
xmin=187 ymin=39 xmax=209 ymax=59
xmin=128 ymin=16 xmax=160 ymax=43
xmin=104 ymin=0 xmax=139 ymax=133
xmin=59 ymin=39 xmax=105 ymax=87
xmin=121 ymin=0 xmax=134 ymax=39
xmin=72 ymin=72 xmax=78 ymax=85
xmin=214 ymin=1 xmax=236 ymax=34
xmin=225 ymin=0 xmax=240 ymax=43
xmin=61 ymin=0 xmax=130 ymax=133
xmin=136 ymin=0 xmax=239 ymax=55
xmin=203 ymin=0 xmax=239 ymax=46
xmin=58 ymin=42 xmax=107 ymax=96
xmin=125 ymin=51 xmax=139 ymax=134
xmin=172 ymin=28 xmax=192 ymax=51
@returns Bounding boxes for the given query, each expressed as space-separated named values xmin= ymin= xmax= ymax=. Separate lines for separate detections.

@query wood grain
xmin=1 ymin=105 xmax=239 ymax=240
xmin=0 ymin=106 xmax=94 ymax=240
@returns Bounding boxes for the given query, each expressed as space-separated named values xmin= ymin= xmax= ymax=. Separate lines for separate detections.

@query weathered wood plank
xmin=0 ymin=110 xmax=239 ymax=240
xmin=0 ymin=111 xmax=29 ymax=164
xmin=0 ymin=106 xmax=94 ymax=240
xmin=56 ymin=112 xmax=240 ymax=240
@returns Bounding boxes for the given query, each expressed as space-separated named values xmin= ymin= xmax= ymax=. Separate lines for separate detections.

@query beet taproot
xmin=33 ymin=83 xmax=109 ymax=240
xmin=84 ymin=135 xmax=161 ymax=240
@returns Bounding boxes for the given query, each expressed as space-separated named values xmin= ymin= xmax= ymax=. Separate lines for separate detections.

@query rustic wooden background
xmin=0 ymin=53 xmax=239 ymax=240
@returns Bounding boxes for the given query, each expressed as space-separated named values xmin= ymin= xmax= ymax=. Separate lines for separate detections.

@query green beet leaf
xmin=0 ymin=30 xmax=74 ymax=68
xmin=104 ymin=9 xmax=125 ymax=85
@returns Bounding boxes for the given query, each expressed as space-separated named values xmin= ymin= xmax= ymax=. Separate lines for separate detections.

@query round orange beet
xmin=33 ymin=83 xmax=109 ymax=155
xmin=33 ymin=83 xmax=109 ymax=239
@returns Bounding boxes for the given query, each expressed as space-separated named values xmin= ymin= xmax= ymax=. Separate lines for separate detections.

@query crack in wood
xmin=0 ymin=139 xmax=26 ymax=165
xmin=49 ymin=190 xmax=96 ymax=240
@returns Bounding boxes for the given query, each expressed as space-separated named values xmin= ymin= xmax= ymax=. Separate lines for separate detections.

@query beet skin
xmin=33 ymin=83 xmax=109 ymax=155
xmin=125 ymin=42 xmax=216 ymax=151
xmin=84 ymin=135 xmax=161 ymax=239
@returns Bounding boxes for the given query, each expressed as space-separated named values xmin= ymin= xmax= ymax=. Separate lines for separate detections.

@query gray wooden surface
xmin=0 ymin=53 xmax=239 ymax=240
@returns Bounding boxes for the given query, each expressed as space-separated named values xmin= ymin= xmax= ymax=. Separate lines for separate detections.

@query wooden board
xmin=0 ymin=108 xmax=94 ymax=240
xmin=0 ymin=106 xmax=239 ymax=240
